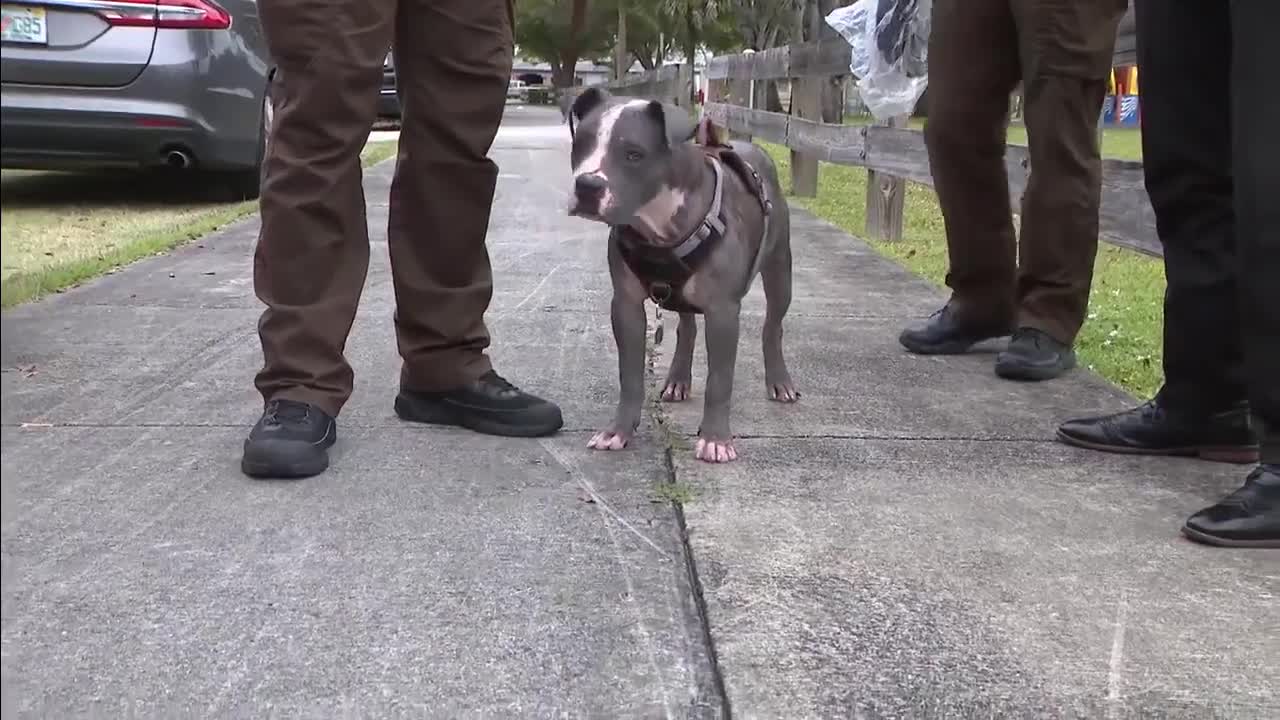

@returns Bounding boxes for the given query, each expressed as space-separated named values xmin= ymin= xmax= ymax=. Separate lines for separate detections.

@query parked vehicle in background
xmin=506 ymin=78 xmax=527 ymax=101
xmin=378 ymin=49 xmax=399 ymax=119
xmin=1 ymin=0 xmax=273 ymax=199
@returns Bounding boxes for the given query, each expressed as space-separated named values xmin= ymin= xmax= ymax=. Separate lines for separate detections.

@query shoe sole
xmin=1180 ymin=525 xmax=1280 ymax=549
xmin=241 ymin=422 xmax=337 ymax=479
xmin=994 ymin=354 xmax=1077 ymax=381
xmin=1054 ymin=430 xmax=1260 ymax=464
xmin=395 ymin=394 xmax=563 ymax=438
xmin=899 ymin=334 xmax=1006 ymax=356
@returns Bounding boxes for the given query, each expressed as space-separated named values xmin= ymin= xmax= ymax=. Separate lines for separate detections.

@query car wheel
xmin=221 ymin=84 xmax=272 ymax=201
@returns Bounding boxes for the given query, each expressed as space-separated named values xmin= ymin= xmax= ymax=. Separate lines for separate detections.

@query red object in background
xmin=697 ymin=88 xmax=705 ymax=105
xmin=101 ymin=0 xmax=231 ymax=30
xmin=135 ymin=117 xmax=188 ymax=128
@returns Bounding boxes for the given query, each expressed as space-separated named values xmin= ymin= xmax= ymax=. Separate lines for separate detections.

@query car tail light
xmin=101 ymin=0 xmax=232 ymax=30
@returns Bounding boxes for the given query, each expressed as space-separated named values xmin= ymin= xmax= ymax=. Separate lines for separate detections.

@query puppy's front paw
xmin=695 ymin=436 xmax=738 ymax=463
xmin=588 ymin=429 xmax=634 ymax=451
xmin=768 ymin=380 xmax=801 ymax=403
xmin=661 ymin=380 xmax=692 ymax=402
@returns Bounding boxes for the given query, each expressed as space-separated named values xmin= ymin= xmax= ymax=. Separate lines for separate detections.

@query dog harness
xmin=615 ymin=145 xmax=773 ymax=315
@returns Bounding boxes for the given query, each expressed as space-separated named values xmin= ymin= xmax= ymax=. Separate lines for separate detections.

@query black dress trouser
xmin=1136 ymin=0 xmax=1280 ymax=462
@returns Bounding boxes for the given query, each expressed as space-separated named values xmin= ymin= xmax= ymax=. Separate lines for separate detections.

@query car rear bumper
xmin=0 ymin=83 xmax=259 ymax=171
xmin=378 ymin=88 xmax=400 ymax=118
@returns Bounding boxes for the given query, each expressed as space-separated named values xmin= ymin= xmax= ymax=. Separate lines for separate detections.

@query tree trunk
xmin=765 ymin=81 xmax=784 ymax=112
xmin=553 ymin=0 xmax=588 ymax=90
xmin=615 ymin=3 xmax=628 ymax=81
xmin=684 ymin=2 xmax=698 ymax=102
xmin=551 ymin=62 xmax=575 ymax=90
xmin=817 ymin=0 xmax=843 ymax=122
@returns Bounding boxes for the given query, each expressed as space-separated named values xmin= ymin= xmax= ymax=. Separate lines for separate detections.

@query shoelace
xmin=481 ymin=370 xmax=520 ymax=395
xmin=1136 ymin=399 xmax=1164 ymax=422
xmin=1010 ymin=328 xmax=1044 ymax=348
xmin=263 ymin=400 xmax=310 ymax=426
xmin=1215 ymin=466 xmax=1276 ymax=511
xmin=1215 ymin=484 xmax=1253 ymax=511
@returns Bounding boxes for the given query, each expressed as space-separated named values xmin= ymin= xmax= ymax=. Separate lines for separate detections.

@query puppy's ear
xmin=571 ymin=87 xmax=609 ymax=124
xmin=695 ymin=116 xmax=726 ymax=147
xmin=645 ymin=101 xmax=697 ymax=148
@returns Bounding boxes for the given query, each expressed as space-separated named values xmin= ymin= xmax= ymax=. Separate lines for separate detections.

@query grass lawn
xmin=762 ymin=140 xmax=1164 ymax=399
xmin=1 ymin=140 xmax=400 ymax=308
xmin=842 ymin=115 xmax=1144 ymax=161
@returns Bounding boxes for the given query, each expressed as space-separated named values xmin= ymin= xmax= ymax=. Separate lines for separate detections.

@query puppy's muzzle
xmin=572 ymin=173 xmax=607 ymax=215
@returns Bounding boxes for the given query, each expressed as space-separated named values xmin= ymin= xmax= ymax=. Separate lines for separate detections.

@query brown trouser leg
xmin=252 ymin=0 xmax=513 ymax=416
xmin=390 ymin=0 xmax=513 ymax=392
xmin=1012 ymin=0 xmax=1126 ymax=343
xmin=924 ymin=0 xmax=1021 ymax=329
xmin=925 ymin=0 xmax=1125 ymax=342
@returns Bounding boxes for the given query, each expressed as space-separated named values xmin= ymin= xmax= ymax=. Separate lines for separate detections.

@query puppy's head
xmin=567 ymin=88 xmax=698 ymax=226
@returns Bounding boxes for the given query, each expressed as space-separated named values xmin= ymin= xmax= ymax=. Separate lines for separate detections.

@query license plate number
xmin=1 ymin=5 xmax=48 ymax=45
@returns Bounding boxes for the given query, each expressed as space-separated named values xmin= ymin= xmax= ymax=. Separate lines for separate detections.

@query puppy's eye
xmin=625 ymin=150 xmax=644 ymax=162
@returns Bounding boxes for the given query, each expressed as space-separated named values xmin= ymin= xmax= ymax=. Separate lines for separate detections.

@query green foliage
xmin=516 ymin=0 xmax=618 ymax=76
xmin=514 ymin=0 xmax=796 ymax=84
xmin=526 ymin=87 xmax=559 ymax=105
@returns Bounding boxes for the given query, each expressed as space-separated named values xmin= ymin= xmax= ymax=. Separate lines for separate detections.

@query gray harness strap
xmin=615 ymin=148 xmax=773 ymax=314
xmin=670 ymin=157 xmax=727 ymax=261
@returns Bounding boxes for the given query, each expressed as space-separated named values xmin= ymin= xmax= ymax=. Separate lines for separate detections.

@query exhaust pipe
xmin=165 ymin=149 xmax=192 ymax=169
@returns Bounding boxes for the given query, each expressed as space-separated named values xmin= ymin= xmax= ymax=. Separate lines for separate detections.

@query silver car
xmin=1 ymin=0 xmax=272 ymax=198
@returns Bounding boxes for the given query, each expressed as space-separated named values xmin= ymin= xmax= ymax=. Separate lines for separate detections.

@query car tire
xmin=220 ymin=82 xmax=273 ymax=202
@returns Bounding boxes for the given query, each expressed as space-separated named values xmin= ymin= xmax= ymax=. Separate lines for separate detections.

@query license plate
xmin=1 ymin=5 xmax=48 ymax=46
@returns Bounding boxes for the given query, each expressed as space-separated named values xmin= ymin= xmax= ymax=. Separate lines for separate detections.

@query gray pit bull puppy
xmin=566 ymin=87 xmax=798 ymax=463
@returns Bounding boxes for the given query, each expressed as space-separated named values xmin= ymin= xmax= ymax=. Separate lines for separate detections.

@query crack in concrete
xmin=646 ymin=321 xmax=733 ymax=719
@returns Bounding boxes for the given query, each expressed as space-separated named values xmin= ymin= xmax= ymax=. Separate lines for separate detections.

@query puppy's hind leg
xmin=761 ymin=239 xmax=799 ymax=403
xmin=661 ymin=313 xmax=697 ymax=402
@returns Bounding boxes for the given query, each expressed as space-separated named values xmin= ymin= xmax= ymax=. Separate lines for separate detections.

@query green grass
xmin=840 ymin=115 xmax=1143 ymax=161
xmin=762 ymin=142 xmax=1165 ymax=398
xmin=652 ymin=482 xmax=698 ymax=505
xmin=1 ymin=140 xmax=400 ymax=308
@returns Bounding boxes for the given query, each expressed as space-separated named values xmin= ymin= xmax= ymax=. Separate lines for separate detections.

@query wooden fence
xmin=602 ymin=7 xmax=1158 ymax=257
xmin=604 ymin=63 xmax=694 ymax=108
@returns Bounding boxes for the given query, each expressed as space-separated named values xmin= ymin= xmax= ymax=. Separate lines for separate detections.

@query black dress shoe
xmin=1057 ymin=399 xmax=1259 ymax=463
xmin=242 ymin=399 xmax=337 ymax=479
xmin=1182 ymin=464 xmax=1280 ymax=548
xmin=994 ymin=327 xmax=1076 ymax=381
xmin=395 ymin=369 xmax=563 ymax=438
xmin=899 ymin=304 xmax=1013 ymax=355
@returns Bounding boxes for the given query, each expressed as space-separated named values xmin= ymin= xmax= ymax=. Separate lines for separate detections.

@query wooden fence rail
xmin=604 ymin=63 xmax=694 ymax=108
xmin=602 ymin=4 xmax=1159 ymax=257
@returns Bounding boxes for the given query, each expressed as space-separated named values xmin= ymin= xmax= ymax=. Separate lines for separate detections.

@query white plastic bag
xmin=826 ymin=0 xmax=932 ymax=121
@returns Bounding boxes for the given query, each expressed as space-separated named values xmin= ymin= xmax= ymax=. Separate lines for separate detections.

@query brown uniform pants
xmin=252 ymin=0 xmax=515 ymax=417
xmin=925 ymin=0 xmax=1127 ymax=344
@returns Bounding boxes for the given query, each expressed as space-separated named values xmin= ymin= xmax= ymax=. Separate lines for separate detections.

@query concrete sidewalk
xmin=3 ymin=106 xmax=1277 ymax=717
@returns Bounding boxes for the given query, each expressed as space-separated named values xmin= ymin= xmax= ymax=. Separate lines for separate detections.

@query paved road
xmin=3 ymin=105 xmax=1277 ymax=718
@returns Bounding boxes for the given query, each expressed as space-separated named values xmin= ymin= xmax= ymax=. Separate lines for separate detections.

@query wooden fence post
xmin=728 ymin=77 xmax=752 ymax=142
xmin=865 ymin=114 xmax=909 ymax=242
xmin=790 ymin=77 xmax=821 ymax=198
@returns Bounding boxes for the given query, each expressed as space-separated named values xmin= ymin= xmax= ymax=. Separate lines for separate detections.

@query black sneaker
xmin=1182 ymin=464 xmax=1280 ymax=548
xmin=1057 ymin=399 xmax=1259 ymax=463
xmin=898 ymin=304 xmax=1014 ymax=355
xmin=994 ymin=327 xmax=1076 ymax=381
xmin=395 ymin=369 xmax=563 ymax=438
xmin=241 ymin=399 xmax=337 ymax=479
